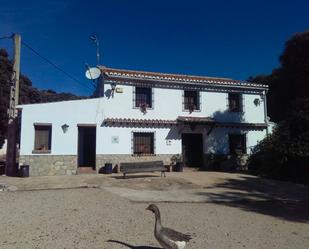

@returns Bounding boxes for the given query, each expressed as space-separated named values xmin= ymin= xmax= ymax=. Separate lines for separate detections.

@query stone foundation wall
xmin=202 ymin=153 xmax=249 ymax=171
xmin=19 ymin=154 xmax=175 ymax=176
xmin=96 ymin=154 xmax=174 ymax=172
xmin=20 ymin=153 xmax=249 ymax=176
xmin=19 ymin=155 xmax=77 ymax=176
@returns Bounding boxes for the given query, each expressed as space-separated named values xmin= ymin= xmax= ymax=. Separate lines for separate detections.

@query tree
xmin=248 ymin=97 xmax=309 ymax=183
xmin=249 ymin=31 xmax=309 ymax=122
xmin=248 ymin=31 xmax=309 ymax=184
xmin=0 ymin=49 xmax=12 ymax=148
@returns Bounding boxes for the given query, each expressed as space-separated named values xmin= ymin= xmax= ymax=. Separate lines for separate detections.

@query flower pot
xmin=174 ymin=162 xmax=183 ymax=172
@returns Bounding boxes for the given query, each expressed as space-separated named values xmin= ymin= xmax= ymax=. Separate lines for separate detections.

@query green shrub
xmin=248 ymin=98 xmax=309 ymax=184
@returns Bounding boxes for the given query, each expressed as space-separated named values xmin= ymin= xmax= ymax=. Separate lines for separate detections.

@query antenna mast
xmin=90 ymin=34 xmax=100 ymax=65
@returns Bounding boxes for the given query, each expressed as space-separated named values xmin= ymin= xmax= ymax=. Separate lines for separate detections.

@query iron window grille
xmin=134 ymin=87 xmax=152 ymax=108
xmin=132 ymin=132 xmax=155 ymax=155
xmin=183 ymin=90 xmax=200 ymax=112
xmin=228 ymin=134 xmax=246 ymax=155
xmin=228 ymin=93 xmax=243 ymax=112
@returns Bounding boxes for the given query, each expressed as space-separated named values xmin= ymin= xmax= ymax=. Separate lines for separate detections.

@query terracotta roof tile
xmin=216 ymin=122 xmax=267 ymax=129
xmin=103 ymin=117 xmax=267 ymax=130
xmin=100 ymin=67 xmax=268 ymax=89
xmin=103 ymin=118 xmax=177 ymax=125
xmin=177 ymin=116 xmax=215 ymax=123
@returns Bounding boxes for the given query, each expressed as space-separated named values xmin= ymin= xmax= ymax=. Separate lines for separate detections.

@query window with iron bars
xmin=229 ymin=134 xmax=246 ymax=155
xmin=184 ymin=90 xmax=200 ymax=112
xmin=133 ymin=132 xmax=154 ymax=155
xmin=228 ymin=93 xmax=243 ymax=112
xmin=135 ymin=87 xmax=152 ymax=108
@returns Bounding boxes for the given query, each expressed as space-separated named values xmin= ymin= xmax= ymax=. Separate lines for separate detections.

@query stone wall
xmin=19 ymin=154 xmax=175 ymax=176
xmin=19 ymin=153 xmax=249 ymax=176
xmin=19 ymin=155 xmax=77 ymax=176
xmin=202 ymin=153 xmax=249 ymax=171
xmin=96 ymin=154 xmax=174 ymax=172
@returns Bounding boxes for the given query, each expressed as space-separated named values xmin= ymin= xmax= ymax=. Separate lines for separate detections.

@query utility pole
xmin=5 ymin=33 xmax=21 ymax=176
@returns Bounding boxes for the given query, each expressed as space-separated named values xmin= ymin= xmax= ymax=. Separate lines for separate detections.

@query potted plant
xmin=188 ymin=104 xmax=195 ymax=114
xmin=99 ymin=162 xmax=113 ymax=174
xmin=171 ymin=154 xmax=183 ymax=172
xmin=139 ymin=102 xmax=148 ymax=114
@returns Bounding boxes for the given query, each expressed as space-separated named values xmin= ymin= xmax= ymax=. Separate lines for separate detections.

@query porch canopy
xmin=103 ymin=117 xmax=267 ymax=131
xmin=177 ymin=116 xmax=267 ymax=130
xmin=177 ymin=116 xmax=215 ymax=125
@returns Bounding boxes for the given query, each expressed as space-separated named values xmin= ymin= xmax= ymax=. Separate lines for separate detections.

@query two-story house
xmin=18 ymin=67 xmax=269 ymax=176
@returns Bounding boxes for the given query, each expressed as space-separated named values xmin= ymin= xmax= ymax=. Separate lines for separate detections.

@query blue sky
xmin=1 ymin=0 xmax=308 ymax=96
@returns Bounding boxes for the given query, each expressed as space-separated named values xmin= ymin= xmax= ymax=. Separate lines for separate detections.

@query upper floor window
xmin=228 ymin=93 xmax=243 ymax=112
xmin=33 ymin=124 xmax=52 ymax=153
xmin=229 ymin=134 xmax=246 ymax=155
xmin=184 ymin=90 xmax=200 ymax=112
xmin=133 ymin=132 xmax=154 ymax=155
xmin=135 ymin=87 xmax=152 ymax=108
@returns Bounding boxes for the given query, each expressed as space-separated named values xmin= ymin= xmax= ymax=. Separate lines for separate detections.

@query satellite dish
xmin=85 ymin=67 xmax=101 ymax=80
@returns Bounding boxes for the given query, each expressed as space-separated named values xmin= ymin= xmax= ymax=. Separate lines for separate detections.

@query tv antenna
xmin=90 ymin=34 xmax=100 ymax=65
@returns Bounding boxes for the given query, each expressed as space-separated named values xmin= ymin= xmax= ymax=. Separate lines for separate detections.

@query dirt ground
xmin=0 ymin=172 xmax=309 ymax=249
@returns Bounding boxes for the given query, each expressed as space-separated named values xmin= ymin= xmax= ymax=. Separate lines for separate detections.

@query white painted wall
xmin=102 ymin=84 xmax=265 ymax=123
xmin=19 ymin=98 xmax=104 ymax=155
xmin=19 ymin=84 xmax=268 ymax=157
xmin=205 ymin=127 xmax=267 ymax=154
xmin=100 ymin=126 xmax=181 ymax=155
xmin=247 ymin=130 xmax=267 ymax=153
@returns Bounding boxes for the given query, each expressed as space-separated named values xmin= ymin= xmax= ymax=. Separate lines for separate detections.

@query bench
xmin=120 ymin=161 xmax=166 ymax=179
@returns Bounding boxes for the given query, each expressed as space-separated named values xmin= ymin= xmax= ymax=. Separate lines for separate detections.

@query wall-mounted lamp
xmin=61 ymin=124 xmax=69 ymax=133
xmin=253 ymin=98 xmax=261 ymax=106
xmin=259 ymin=94 xmax=265 ymax=101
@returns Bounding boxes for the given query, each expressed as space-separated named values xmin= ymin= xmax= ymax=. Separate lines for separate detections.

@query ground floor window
xmin=229 ymin=134 xmax=246 ymax=154
xmin=33 ymin=124 xmax=52 ymax=152
xmin=133 ymin=132 xmax=154 ymax=155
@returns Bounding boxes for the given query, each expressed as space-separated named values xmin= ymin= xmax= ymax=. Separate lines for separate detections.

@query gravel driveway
xmin=1 ymin=188 xmax=309 ymax=249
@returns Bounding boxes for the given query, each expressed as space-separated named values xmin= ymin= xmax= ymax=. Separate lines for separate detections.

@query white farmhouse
xmin=18 ymin=67 xmax=269 ymax=176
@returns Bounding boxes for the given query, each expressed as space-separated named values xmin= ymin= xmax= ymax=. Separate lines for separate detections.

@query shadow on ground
xmin=107 ymin=240 xmax=161 ymax=249
xmin=110 ymin=175 xmax=160 ymax=180
xmin=197 ymin=175 xmax=309 ymax=223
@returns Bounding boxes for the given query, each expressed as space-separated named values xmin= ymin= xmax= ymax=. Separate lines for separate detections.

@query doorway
xmin=78 ymin=126 xmax=96 ymax=169
xmin=182 ymin=133 xmax=204 ymax=168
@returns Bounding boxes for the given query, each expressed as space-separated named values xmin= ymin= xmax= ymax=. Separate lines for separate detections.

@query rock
xmin=0 ymin=183 xmax=6 ymax=191
xmin=54 ymin=161 xmax=64 ymax=166
xmin=7 ymin=185 xmax=18 ymax=191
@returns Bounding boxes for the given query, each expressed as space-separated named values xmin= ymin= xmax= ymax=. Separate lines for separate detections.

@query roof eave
xmin=104 ymin=74 xmax=269 ymax=91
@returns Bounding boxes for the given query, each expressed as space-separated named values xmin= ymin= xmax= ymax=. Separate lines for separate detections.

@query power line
xmin=21 ymin=41 xmax=96 ymax=91
xmin=0 ymin=35 xmax=13 ymax=40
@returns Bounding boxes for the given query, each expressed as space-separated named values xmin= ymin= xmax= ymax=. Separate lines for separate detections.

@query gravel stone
xmin=0 ymin=188 xmax=308 ymax=249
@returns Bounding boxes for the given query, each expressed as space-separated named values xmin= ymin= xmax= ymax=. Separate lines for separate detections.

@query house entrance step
xmin=77 ymin=167 xmax=97 ymax=174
